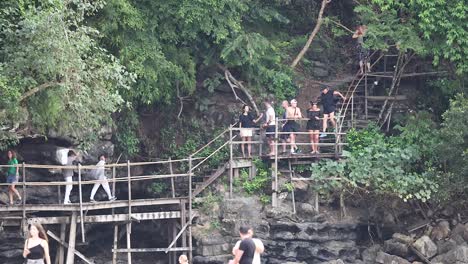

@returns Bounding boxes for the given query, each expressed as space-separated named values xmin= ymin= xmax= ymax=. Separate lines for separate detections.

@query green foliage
xmin=0 ymin=0 xmax=134 ymax=148
xmin=241 ymin=159 xmax=270 ymax=195
xmin=149 ymin=180 xmax=169 ymax=197
xmin=115 ymin=108 xmax=141 ymax=158
xmin=312 ymin=125 xmax=439 ymax=202
xmin=437 ymin=94 xmax=468 ymax=201
xmin=356 ymin=0 xmax=468 ymax=74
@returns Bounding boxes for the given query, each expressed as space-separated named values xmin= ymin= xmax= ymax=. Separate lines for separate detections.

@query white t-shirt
xmin=266 ymin=107 xmax=276 ymax=126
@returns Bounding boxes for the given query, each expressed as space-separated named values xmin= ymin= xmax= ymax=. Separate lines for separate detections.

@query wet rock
xmin=82 ymin=141 xmax=114 ymax=163
xmin=392 ymin=233 xmax=414 ymax=245
xmin=362 ymin=244 xmax=381 ymax=263
xmin=322 ymin=259 xmax=345 ymax=264
xmin=375 ymin=251 xmax=411 ymax=264
xmin=384 ymin=238 xmax=410 ymax=258
xmin=450 ymin=223 xmax=468 ymax=244
xmin=297 ymin=202 xmax=316 ymax=216
xmin=432 ymin=245 xmax=468 ymax=263
xmin=193 ymin=254 xmax=231 ymax=264
xmin=437 ymin=238 xmax=458 ymax=255
xmin=431 ymin=220 xmax=451 ymax=241
xmin=412 ymin=235 xmax=437 ymax=258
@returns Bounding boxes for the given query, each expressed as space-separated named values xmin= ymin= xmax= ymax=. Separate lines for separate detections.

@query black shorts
xmin=307 ymin=121 xmax=321 ymax=131
xmin=266 ymin=125 xmax=275 ymax=138
xmin=323 ymin=105 xmax=336 ymax=115
xmin=358 ymin=45 xmax=370 ymax=61
xmin=283 ymin=121 xmax=299 ymax=133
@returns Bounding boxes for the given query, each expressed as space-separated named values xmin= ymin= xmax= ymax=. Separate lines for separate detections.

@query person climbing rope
xmin=353 ymin=24 xmax=371 ymax=75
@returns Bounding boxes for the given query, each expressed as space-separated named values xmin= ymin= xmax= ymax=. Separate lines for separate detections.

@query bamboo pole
xmin=365 ymin=74 xmax=368 ymax=119
xmin=169 ymin=158 xmax=175 ymax=198
xmin=65 ymin=212 xmax=77 ymax=264
xmin=272 ymin=117 xmax=279 ymax=207
xmin=229 ymin=126 xmax=234 ymax=198
xmin=126 ymin=223 xmax=132 ymax=264
xmin=188 ymin=156 xmax=193 ymax=262
xmin=21 ymin=162 xmax=26 ymax=232
xmin=58 ymin=223 xmax=66 ymax=264
xmin=112 ymin=224 xmax=119 ymax=264
xmin=78 ymin=164 xmax=85 ymax=242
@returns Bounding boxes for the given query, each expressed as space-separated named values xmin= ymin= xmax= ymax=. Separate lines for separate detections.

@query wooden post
xmin=259 ymin=129 xmax=263 ymax=156
xmin=126 ymin=223 xmax=132 ymax=264
xmin=180 ymin=200 xmax=187 ymax=252
xmin=171 ymin=221 xmax=177 ymax=264
xmin=112 ymin=224 xmax=119 ymax=264
xmin=66 ymin=212 xmax=77 ymax=264
xmin=351 ymin=95 xmax=354 ymax=128
xmin=21 ymin=162 xmax=26 ymax=232
xmin=188 ymin=156 xmax=193 ymax=262
xmin=289 ymin=160 xmax=296 ymax=214
xmin=169 ymin=158 xmax=175 ymax=198
xmin=365 ymin=74 xmax=368 ymax=119
xmin=229 ymin=126 xmax=233 ymax=198
xmin=57 ymin=223 xmax=66 ymax=264
xmin=127 ymin=161 xmax=132 ymax=219
xmin=78 ymin=164 xmax=85 ymax=242
xmin=126 ymin=161 xmax=132 ymax=264
xmin=112 ymin=165 xmax=118 ymax=264
xmin=272 ymin=118 xmax=279 ymax=207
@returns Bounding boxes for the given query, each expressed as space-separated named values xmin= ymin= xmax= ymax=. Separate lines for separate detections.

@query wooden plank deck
xmin=0 ymin=198 xmax=187 ymax=212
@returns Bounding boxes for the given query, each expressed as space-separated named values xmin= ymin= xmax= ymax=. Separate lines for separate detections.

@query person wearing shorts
xmin=353 ymin=25 xmax=371 ymax=75
xmin=6 ymin=150 xmax=22 ymax=205
xmin=320 ymin=86 xmax=346 ymax=138
xmin=279 ymin=100 xmax=290 ymax=154
xmin=307 ymin=101 xmax=322 ymax=154
xmin=284 ymin=99 xmax=302 ymax=154
xmin=263 ymin=101 xmax=276 ymax=156
xmin=239 ymin=105 xmax=263 ymax=158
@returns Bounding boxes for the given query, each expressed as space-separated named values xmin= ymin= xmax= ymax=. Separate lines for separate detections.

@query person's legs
xmin=247 ymin=136 xmax=252 ymax=157
xmin=101 ymin=179 xmax=113 ymax=199
xmin=323 ymin=114 xmax=329 ymax=133
xmin=241 ymin=136 xmax=246 ymax=157
xmin=64 ymin=176 xmax=73 ymax=204
xmin=90 ymin=182 xmax=101 ymax=201
xmin=366 ymin=61 xmax=371 ymax=72
xmin=359 ymin=60 xmax=364 ymax=74
xmin=308 ymin=130 xmax=314 ymax=152
xmin=8 ymin=186 xmax=13 ymax=204
xmin=329 ymin=112 xmax=336 ymax=129
xmin=313 ymin=131 xmax=320 ymax=153
xmin=290 ymin=133 xmax=296 ymax=153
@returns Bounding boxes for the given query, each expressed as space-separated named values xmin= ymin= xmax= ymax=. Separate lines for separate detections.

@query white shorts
xmin=240 ymin=128 xmax=253 ymax=137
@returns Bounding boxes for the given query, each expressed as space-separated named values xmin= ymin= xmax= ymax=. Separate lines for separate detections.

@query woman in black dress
xmin=307 ymin=101 xmax=321 ymax=154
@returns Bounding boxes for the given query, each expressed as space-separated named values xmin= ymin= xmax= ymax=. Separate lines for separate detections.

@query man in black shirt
xmin=231 ymin=226 xmax=256 ymax=264
xmin=320 ymin=86 xmax=346 ymax=137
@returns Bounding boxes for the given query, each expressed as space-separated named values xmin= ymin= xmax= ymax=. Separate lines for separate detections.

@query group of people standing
xmin=238 ymin=86 xmax=346 ymax=157
xmin=3 ymin=150 xmax=116 ymax=205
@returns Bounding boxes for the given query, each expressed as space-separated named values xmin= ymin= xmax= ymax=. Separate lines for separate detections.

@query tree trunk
xmin=290 ymin=0 xmax=332 ymax=69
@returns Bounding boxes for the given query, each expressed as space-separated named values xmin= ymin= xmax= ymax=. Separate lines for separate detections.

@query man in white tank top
xmin=232 ymin=228 xmax=264 ymax=264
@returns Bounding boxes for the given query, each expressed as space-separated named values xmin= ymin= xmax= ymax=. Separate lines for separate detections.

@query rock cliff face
xmin=192 ymin=197 xmax=362 ymax=264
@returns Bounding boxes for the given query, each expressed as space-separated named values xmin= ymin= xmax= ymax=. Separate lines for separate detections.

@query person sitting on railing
xmin=89 ymin=154 xmax=117 ymax=203
xmin=280 ymin=100 xmax=290 ymax=154
xmin=6 ymin=150 xmax=22 ymax=205
xmin=283 ymin=99 xmax=302 ymax=154
xmin=307 ymin=101 xmax=322 ymax=154
xmin=62 ymin=150 xmax=77 ymax=204
xmin=262 ymin=100 xmax=276 ymax=156
xmin=239 ymin=105 xmax=263 ymax=158
xmin=320 ymin=86 xmax=346 ymax=138
xmin=353 ymin=24 xmax=371 ymax=75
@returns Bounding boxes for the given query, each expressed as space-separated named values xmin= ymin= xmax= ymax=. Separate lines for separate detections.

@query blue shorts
xmin=6 ymin=172 xmax=18 ymax=184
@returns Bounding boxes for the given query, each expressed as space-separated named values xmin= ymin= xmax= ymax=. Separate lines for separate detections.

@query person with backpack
xmin=89 ymin=155 xmax=116 ymax=202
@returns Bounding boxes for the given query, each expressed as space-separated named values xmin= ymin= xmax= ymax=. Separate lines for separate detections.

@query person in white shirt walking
xmin=90 ymin=155 xmax=116 ymax=202
xmin=62 ymin=151 xmax=77 ymax=204
xmin=263 ymin=100 xmax=276 ymax=156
